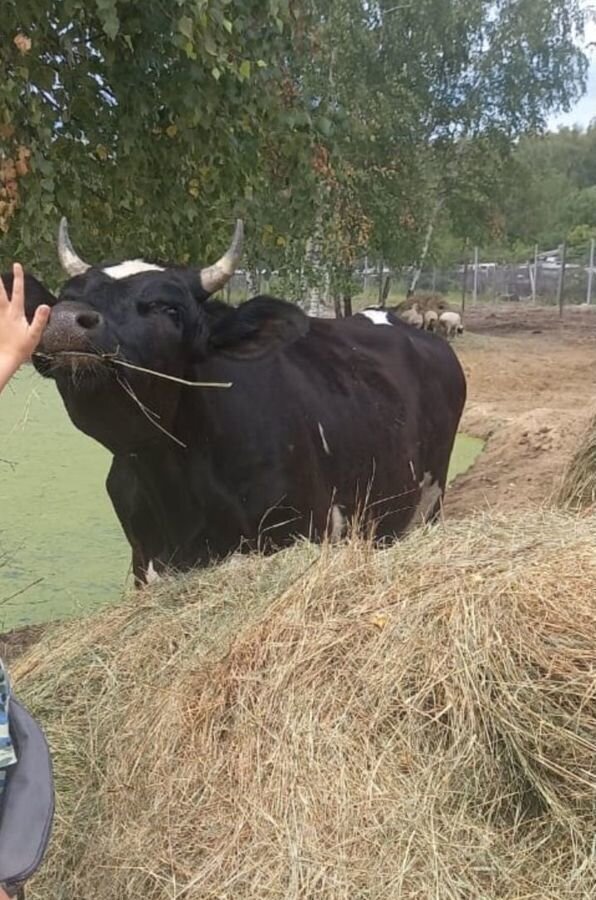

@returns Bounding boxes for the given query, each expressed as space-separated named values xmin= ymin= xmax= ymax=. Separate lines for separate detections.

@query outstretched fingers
xmin=9 ymin=263 xmax=25 ymax=317
xmin=29 ymin=304 xmax=51 ymax=346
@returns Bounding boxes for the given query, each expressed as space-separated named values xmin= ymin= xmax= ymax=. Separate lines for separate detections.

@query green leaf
xmin=102 ymin=14 xmax=120 ymax=40
xmin=317 ymin=116 xmax=332 ymax=137
xmin=177 ymin=16 xmax=194 ymax=40
xmin=203 ymin=32 xmax=217 ymax=56
xmin=239 ymin=60 xmax=251 ymax=80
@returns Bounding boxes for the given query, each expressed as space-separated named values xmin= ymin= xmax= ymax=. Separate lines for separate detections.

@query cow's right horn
xmin=57 ymin=217 xmax=91 ymax=277
xmin=199 ymin=219 xmax=244 ymax=295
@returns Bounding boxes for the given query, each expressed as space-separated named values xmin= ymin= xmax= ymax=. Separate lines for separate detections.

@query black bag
xmin=0 ymin=699 xmax=55 ymax=898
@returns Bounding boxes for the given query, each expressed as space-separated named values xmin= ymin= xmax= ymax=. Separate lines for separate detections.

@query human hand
xmin=0 ymin=263 xmax=50 ymax=392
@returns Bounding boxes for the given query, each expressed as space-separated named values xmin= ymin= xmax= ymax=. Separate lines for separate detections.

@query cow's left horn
xmin=199 ymin=219 xmax=244 ymax=295
xmin=57 ymin=217 xmax=91 ymax=277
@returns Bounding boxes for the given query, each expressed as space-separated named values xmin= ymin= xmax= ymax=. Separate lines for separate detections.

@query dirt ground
xmin=445 ymin=302 xmax=596 ymax=517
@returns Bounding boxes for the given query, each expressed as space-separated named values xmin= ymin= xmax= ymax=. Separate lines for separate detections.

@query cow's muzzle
xmin=35 ymin=302 xmax=112 ymax=378
xmin=38 ymin=302 xmax=105 ymax=354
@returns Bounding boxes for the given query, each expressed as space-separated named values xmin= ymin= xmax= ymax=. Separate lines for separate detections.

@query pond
xmin=0 ymin=370 xmax=484 ymax=629
xmin=448 ymin=433 xmax=485 ymax=481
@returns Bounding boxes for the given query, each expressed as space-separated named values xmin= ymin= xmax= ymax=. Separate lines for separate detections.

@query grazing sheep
xmin=438 ymin=310 xmax=464 ymax=339
xmin=423 ymin=309 xmax=438 ymax=332
xmin=400 ymin=303 xmax=424 ymax=329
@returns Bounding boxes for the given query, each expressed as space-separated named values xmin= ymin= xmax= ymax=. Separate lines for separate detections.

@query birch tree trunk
xmin=304 ymin=206 xmax=326 ymax=317
xmin=304 ymin=236 xmax=322 ymax=317
xmin=409 ymin=196 xmax=444 ymax=294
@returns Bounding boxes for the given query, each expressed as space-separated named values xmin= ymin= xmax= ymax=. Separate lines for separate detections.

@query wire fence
xmin=412 ymin=262 xmax=594 ymax=305
xmin=222 ymin=240 xmax=596 ymax=314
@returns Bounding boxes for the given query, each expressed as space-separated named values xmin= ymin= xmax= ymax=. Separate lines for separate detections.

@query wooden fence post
xmin=461 ymin=252 xmax=469 ymax=319
xmin=377 ymin=260 xmax=384 ymax=306
xmin=557 ymin=242 xmax=567 ymax=319
xmin=472 ymin=246 xmax=479 ymax=305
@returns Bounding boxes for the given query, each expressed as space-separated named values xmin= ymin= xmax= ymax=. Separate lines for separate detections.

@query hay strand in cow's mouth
xmin=116 ymin=373 xmax=187 ymax=449
xmin=33 ymin=351 xmax=232 ymax=389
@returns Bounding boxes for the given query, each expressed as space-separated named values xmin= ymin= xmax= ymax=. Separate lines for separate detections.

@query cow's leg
xmin=107 ymin=457 xmax=163 ymax=589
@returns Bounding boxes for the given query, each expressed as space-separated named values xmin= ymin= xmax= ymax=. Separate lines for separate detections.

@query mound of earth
xmin=446 ymin=405 xmax=587 ymax=516
xmin=445 ymin=315 xmax=596 ymax=516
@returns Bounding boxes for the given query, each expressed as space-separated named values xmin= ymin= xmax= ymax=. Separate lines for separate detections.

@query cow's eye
xmin=165 ymin=306 xmax=180 ymax=324
xmin=140 ymin=301 xmax=181 ymax=324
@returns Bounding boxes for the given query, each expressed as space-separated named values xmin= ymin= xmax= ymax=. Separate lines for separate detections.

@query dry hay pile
xmin=15 ymin=511 xmax=596 ymax=899
xmin=558 ymin=410 xmax=596 ymax=512
xmin=396 ymin=291 xmax=451 ymax=314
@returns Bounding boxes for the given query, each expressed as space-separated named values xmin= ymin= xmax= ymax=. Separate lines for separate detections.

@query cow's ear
xmin=208 ymin=297 xmax=309 ymax=358
xmin=1 ymin=273 xmax=58 ymax=322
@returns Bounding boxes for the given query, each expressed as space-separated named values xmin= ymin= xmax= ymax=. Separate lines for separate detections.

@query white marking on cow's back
xmin=404 ymin=471 xmax=442 ymax=533
xmin=103 ymin=259 xmax=165 ymax=280
xmin=358 ymin=309 xmax=393 ymax=326
xmin=318 ymin=422 xmax=331 ymax=456
xmin=145 ymin=560 xmax=161 ymax=585
xmin=330 ymin=504 xmax=347 ymax=541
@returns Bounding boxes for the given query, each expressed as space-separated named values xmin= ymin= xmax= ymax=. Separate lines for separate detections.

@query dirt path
xmin=446 ymin=304 xmax=596 ymax=517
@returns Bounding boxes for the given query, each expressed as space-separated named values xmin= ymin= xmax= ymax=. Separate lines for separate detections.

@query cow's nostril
xmin=76 ymin=311 xmax=102 ymax=330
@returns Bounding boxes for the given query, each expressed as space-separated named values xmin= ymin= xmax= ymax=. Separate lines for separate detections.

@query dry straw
xmin=558 ymin=411 xmax=596 ymax=512
xmin=15 ymin=511 xmax=596 ymax=899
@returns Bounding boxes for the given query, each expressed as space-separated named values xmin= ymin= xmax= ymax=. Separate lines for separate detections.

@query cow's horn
xmin=199 ymin=219 xmax=244 ymax=295
xmin=57 ymin=217 xmax=91 ymax=277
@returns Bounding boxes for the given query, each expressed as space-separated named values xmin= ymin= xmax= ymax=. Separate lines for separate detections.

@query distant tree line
xmin=0 ymin=0 xmax=591 ymax=298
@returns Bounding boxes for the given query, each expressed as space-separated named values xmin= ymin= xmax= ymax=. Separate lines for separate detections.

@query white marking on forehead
xmin=318 ymin=422 xmax=331 ymax=456
xmin=359 ymin=309 xmax=393 ymax=326
xmin=404 ymin=472 xmax=443 ymax=534
xmin=145 ymin=560 xmax=161 ymax=585
xmin=330 ymin=504 xmax=347 ymax=542
xmin=103 ymin=259 xmax=165 ymax=280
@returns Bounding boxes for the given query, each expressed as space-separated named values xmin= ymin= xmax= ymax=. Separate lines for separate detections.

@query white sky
xmin=547 ymin=4 xmax=596 ymax=130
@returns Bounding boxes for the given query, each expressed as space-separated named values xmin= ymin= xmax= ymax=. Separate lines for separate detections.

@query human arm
xmin=0 ymin=264 xmax=50 ymax=394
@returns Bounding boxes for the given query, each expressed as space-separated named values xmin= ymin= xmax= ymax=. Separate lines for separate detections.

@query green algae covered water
xmin=0 ymin=370 xmax=484 ymax=629
xmin=0 ymin=369 xmax=130 ymax=629
xmin=448 ymin=433 xmax=485 ymax=481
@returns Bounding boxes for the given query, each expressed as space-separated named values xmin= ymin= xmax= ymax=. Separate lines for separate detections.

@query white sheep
xmin=423 ymin=309 xmax=438 ymax=332
xmin=399 ymin=303 xmax=424 ymax=329
xmin=438 ymin=310 xmax=464 ymax=339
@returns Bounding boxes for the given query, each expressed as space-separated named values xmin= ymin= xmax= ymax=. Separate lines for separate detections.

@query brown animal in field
xmin=399 ymin=303 xmax=424 ymax=328
xmin=438 ymin=311 xmax=464 ymax=339
xmin=395 ymin=292 xmax=451 ymax=316
xmin=423 ymin=309 xmax=438 ymax=332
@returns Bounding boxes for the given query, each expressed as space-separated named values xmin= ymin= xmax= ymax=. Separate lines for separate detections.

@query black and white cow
xmin=16 ymin=219 xmax=466 ymax=585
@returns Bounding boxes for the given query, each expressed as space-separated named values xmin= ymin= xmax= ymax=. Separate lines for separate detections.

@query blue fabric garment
xmin=0 ymin=658 xmax=17 ymax=795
